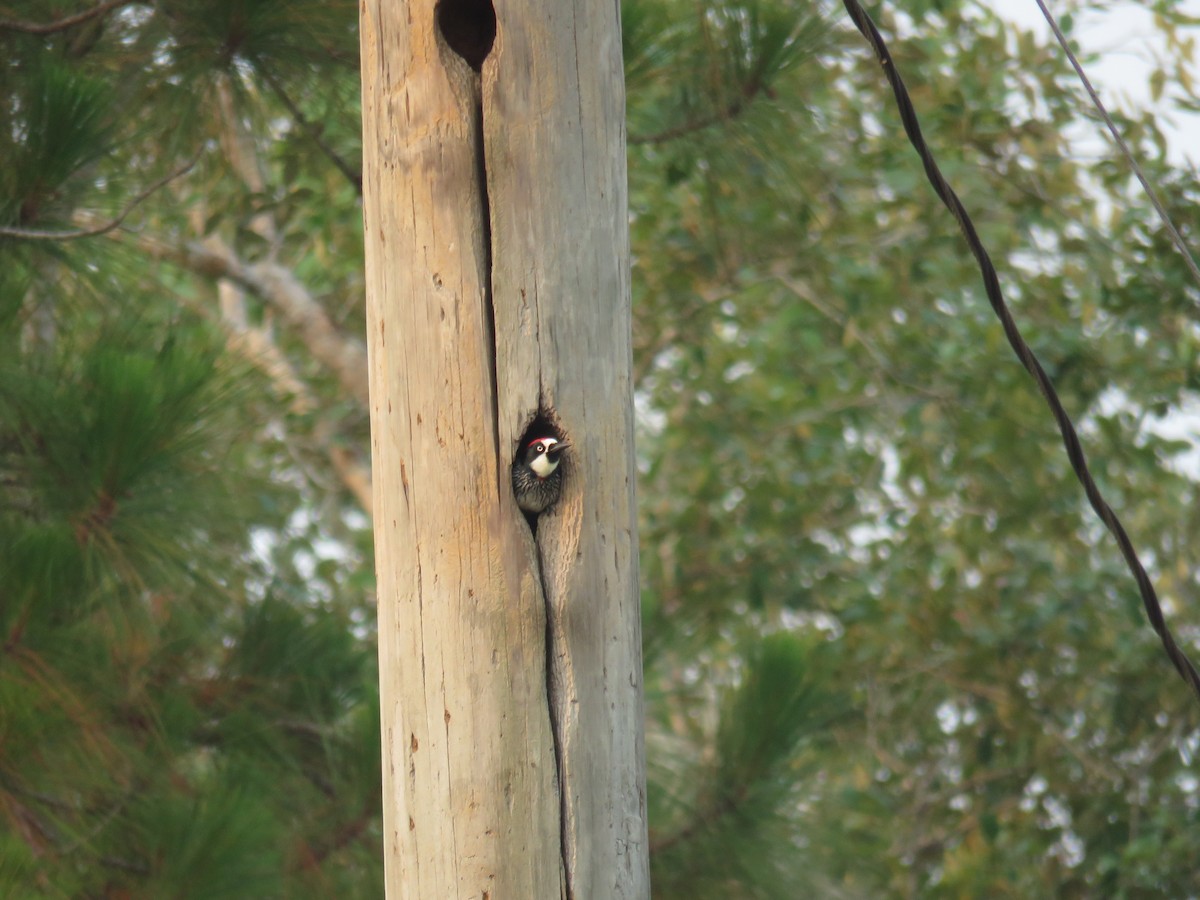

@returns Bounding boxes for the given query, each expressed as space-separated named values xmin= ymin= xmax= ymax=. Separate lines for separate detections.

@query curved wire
xmin=841 ymin=0 xmax=1200 ymax=705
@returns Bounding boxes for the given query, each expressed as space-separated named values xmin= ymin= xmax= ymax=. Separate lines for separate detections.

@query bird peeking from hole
xmin=512 ymin=436 xmax=568 ymax=524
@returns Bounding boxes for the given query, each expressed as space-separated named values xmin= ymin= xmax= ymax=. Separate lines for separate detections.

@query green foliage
xmin=0 ymin=289 xmax=377 ymax=895
xmin=128 ymin=781 xmax=284 ymax=899
xmin=629 ymin=0 xmax=1200 ymax=895
xmin=624 ymin=0 xmax=832 ymax=149
xmin=649 ymin=633 xmax=854 ymax=898
xmin=153 ymin=0 xmax=357 ymax=72
xmin=3 ymin=0 xmax=1200 ymax=896
xmin=0 ymin=59 xmax=114 ymax=229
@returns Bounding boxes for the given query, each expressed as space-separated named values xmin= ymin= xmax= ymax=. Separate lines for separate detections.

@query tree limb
xmin=628 ymin=79 xmax=767 ymax=146
xmin=294 ymin=803 xmax=375 ymax=871
xmin=132 ymin=236 xmax=370 ymax=407
xmin=256 ymin=64 xmax=362 ymax=193
xmin=0 ymin=151 xmax=202 ymax=241
xmin=120 ymin=234 xmax=374 ymax=513
xmin=0 ymin=0 xmax=133 ymax=35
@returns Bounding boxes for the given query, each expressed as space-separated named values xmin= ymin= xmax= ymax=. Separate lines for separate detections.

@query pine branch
xmin=0 ymin=151 xmax=201 ymax=241
xmin=647 ymin=782 xmax=748 ymax=855
xmin=628 ymin=78 xmax=769 ymax=146
xmin=0 ymin=0 xmax=133 ymax=35
xmin=99 ymin=855 xmax=150 ymax=874
xmin=256 ymin=65 xmax=362 ymax=193
xmin=130 ymin=235 xmax=369 ymax=406
xmin=157 ymin=268 xmax=374 ymax=514
xmin=295 ymin=803 xmax=374 ymax=870
xmin=125 ymin=233 xmax=375 ymax=513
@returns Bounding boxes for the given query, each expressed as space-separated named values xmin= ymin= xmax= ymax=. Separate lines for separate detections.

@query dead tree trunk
xmin=359 ymin=0 xmax=648 ymax=896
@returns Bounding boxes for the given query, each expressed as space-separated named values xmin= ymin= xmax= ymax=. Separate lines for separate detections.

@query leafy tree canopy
xmin=2 ymin=0 xmax=1199 ymax=896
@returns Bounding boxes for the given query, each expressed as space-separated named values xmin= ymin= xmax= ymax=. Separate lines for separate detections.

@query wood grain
xmin=361 ymin=0 xmax=646 ymax=895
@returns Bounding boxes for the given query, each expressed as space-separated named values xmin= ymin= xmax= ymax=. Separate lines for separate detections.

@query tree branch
xmin=131 ymin=236 xmax=370 ymax=407
xmin=628 ymin=79 xmax=767 ymax=146
xmin=294 ymin=803 xmax=375 ymax=871
xmin=0 ymin=0 xmax=133 ymax=35
xmin=647 ymin=783 xmax=747 ymax=856
xmin=123 ymin=234 xmax=374 ymax=513
xmin=256 ymin=65 xmax=362 ymax=193
xmin=0 ymin=151 xmax=202 ymax=241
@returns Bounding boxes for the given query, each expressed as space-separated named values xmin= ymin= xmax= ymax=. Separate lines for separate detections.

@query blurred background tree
xmin=2 ymin=0 xmax=1199 ymax=896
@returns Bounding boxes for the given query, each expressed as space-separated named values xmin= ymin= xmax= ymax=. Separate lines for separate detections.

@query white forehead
xmin=530 ymin=437 xmax=559 ymax=448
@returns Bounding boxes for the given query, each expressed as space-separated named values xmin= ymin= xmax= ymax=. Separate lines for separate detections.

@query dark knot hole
xmin=436 ymin=0 xmax=496 ymax=72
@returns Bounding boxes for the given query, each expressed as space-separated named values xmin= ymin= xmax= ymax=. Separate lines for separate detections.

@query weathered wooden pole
xmin=359 ymin=0 xmax=648 ymax=895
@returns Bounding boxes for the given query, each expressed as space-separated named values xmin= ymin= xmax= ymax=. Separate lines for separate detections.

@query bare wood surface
xmin=361 ymin=0 xmax=647 ymax=895
xmin=484 ymin=2 xmax=649 ymax=895
xmin=361 ymin=1 xmax=562 ymax=896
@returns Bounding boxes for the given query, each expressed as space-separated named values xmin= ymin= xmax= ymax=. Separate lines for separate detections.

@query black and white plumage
xmin=512 ymin=436 xmax=568 ymax=514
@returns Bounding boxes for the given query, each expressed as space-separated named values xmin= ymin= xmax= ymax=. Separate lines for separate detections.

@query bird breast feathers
xmin=529 ymin=451 xmax=559 ymax=478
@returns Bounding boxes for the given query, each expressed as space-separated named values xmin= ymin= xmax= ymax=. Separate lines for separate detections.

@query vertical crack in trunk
xmin=539 ymin=541 xmax=572 ymax=899
xmin=472 ymin=87 xmax=500 ymax=472
xmin=471 ymin=62 xmax=573 ymax=900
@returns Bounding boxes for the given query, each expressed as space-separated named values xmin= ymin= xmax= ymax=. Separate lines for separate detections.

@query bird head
xmin=524 ymin=436 xmax=568 ymax=478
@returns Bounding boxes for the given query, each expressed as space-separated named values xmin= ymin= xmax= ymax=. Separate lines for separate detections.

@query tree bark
xmin=360 ymin=0 xmax=647 ymax=897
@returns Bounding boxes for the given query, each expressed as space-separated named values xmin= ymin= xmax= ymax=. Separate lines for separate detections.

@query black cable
xmin=841 ymin=0 xmax=1200 ymax=705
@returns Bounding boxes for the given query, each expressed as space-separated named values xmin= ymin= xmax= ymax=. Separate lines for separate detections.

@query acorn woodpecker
xmin=512 ymin=436 xmax=568 ymax=514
